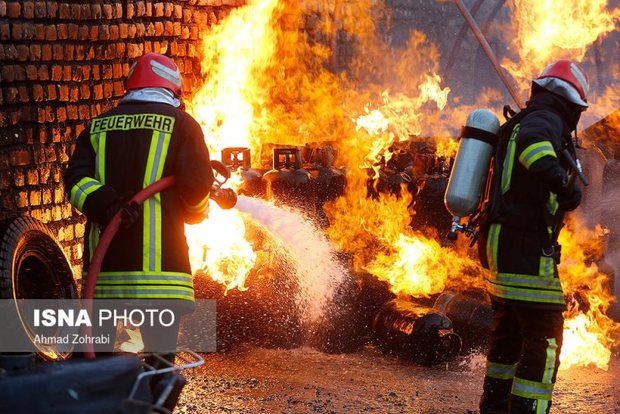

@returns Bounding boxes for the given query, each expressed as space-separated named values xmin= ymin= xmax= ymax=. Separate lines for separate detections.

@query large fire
xmin=185 ymin=206 xmax=256 ymax=293
xmin=503 ymin=0 xmax=619 ymax=121
xmin=557 ymin=217 xmax=619 ymax=369
xmin=184 ymin=0 xmax=282 ymax=292
xmin=184 ymin=0 xmax=283 ymax=158
xmin=183 ymin=0 xmax=619 ymax=369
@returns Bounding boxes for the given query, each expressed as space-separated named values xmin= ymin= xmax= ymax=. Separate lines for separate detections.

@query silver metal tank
xmin=444 ymin=109 xmax=500 ymax=238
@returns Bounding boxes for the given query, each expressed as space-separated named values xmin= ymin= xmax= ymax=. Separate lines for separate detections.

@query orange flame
xmin=182 ymin=0 xmax=618 ymax=370
xmin=326 ymin=166 xmax=484 ymax=299
xmin=557 ymin=217 xmax=620 ymax=370
xmin=185 ymin=0 xmax=283 ymax=162
xmin=184 ymin=0 xmax=284 ymax=291
xmin=503 ymin=0 xmax=620 ymax=128
xmin=504 ymin=0 xmax=619 ymax=90
xmin=324 ymin=24 xmax=481 ymax=299
xmin=185 ymin=205 xmax=256 ymax=293
xmin=366 ymin=231 xmax=482 ymax=298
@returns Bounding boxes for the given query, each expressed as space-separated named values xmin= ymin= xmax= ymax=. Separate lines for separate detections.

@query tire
xmin=0 ymin=216 xmax=77 ymax=360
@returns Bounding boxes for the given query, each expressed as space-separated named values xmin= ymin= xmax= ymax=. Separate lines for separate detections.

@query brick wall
xmin=0 ymin=0 xmax=244 ymax=275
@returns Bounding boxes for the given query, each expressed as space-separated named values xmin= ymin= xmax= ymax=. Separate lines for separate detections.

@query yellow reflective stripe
xmin=487 ymin=223 xmax=501 ymax=273
xmin=538 ymin=256 xmax=555 ymax=278
xmin=90 ymin=132 xmax=107 ymax=183
xmin=94 ymin=288 xmax=194 ymax=301
xmin=95 ymin=271 xmax=192 ymax=276
xmin=97 ymin=271 xmax=193 ymax=287
xmin=512 ymin=377 xmax=554 ymax=400
xmin=154 ymin=134 xmax=171 ymax=179
xmin=97 ymin=279 xmax=192 ymax=287
xmin=542 ymin=338 xmax=558 ymax=384
xmin=154 ymin=191 xmax=162 ymax=272
xmin=88 ymin=223 xmax=100 ymax=263
xmin=547 ymin=192 xmax=559 ymax=215
xmin=143 ymin=206 xmax=152 ymax=272
xmin=70 ymin=177 xmax=103 ymax=210
xmin=539 ymin=338 xmax=558 ymax=414
xmin=143 ymin=131 xmax=158 ymax=272
xmin=94 ymin=285 xmax=193 ymax=292
xmin=491 ymin=272 xmax=562 ymax=290
xmin=184 ymin=193 xmax=211 ymax=213
xmin=537 ymin=400 xmax=549 ymax=414
xmin=143 ymin=130 xmax=172 ymax=272
xmin=99 ymin=132 xmax=107 ymax=182
xmin=486 ymin=281 xmax=565 ymax=304
xmin=518 ymin=141 xmax=557 ymax=170
xmin=95 ymin=294 xmax=193 ymax=300
xmin=486 ymin=361 xmax=517 ymax=380
xmin=501 ymin=124 xmax=519 ymax=194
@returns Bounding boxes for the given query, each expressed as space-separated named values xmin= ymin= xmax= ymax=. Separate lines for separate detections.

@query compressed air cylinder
xmin=444 ymin=109 xmax=500 ymax=220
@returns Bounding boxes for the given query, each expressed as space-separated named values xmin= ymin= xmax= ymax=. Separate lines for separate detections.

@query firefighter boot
xmin=479 ymin=376 xmax=511 ymax=414
xmin=146 ymin=353 xmax=186 ymax=412
xmin=151 ymin=372 xmax=187 ymax=412
xmin=508 ymin=394 xmax=549 ymax=414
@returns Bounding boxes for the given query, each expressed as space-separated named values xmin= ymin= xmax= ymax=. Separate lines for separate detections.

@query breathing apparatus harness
xmin=471 ymin=103 xmax=589 ymax=266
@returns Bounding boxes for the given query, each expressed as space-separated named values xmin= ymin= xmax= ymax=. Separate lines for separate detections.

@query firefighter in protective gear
xmin=64 ymin=53 xmax=227 ymax=355
xmin=479 ymin=60 xmax=589 ymax=414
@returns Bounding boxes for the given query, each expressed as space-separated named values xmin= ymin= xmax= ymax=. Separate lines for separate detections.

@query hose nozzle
xmin=211 ymin=188 xmax=237 ymax=210
xmin=208 ymin=159 xmax=237 ymax=209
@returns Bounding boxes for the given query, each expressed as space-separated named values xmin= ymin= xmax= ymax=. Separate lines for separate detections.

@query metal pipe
xmin=452 ymin=0 xmax=523 ymax=108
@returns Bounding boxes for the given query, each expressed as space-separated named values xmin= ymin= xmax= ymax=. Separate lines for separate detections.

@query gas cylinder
xmin=261 ymin=148 xmax=315 ymax=210
xmin=221 ymin=147 xmax=264 ymax=197
xmin=433 ymin=290 xmax=492 ymax=351
xmin=373 ymin=298 xmax=462 ymax=365
xmin=444 ymin=108 xmax=500 ymax=239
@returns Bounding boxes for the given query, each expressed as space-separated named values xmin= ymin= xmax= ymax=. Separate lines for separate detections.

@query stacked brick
xmin=0 ymin=0 xmax=245 ymax=275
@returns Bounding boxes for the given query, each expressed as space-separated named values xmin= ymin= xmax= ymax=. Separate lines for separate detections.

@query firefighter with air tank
xmin=64 ymin=52 xmax=237 ymax=410
xmin=445 ymin=60 xmax=590 ymax=414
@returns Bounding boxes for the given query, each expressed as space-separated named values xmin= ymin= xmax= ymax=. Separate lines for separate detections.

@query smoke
xmin=235 ymin=195 xmax=348 ymax=323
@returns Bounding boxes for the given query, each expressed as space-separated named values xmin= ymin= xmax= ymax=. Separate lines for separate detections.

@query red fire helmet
xmin=125 ymin=53 xmax=183 ymax=98
xmin=533 ymin=60 xmax=589 ymax=108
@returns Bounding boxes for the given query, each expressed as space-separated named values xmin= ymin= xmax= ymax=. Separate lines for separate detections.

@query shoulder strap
xmin=477 ymin=105 xmax=537 ymax=227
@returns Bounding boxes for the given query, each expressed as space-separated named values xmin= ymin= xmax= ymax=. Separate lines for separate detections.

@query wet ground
xmin=176 ymin=345 xmax=620 ymax=414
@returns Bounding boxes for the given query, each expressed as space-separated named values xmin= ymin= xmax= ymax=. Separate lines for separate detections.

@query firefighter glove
xmin=120 ymin=201 xmax=141 ymax=228
xmin=103 ymin=200 xmax=141 ymax=229
xmin=557 ymin=186 xmax=582 ymax=211
xmin=211 ymin=188 xmax=237 ymax=210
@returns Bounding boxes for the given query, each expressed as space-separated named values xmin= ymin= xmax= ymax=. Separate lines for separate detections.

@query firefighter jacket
xmin=485 ymin=92 xmax=576 ymax=310
xmin=64 ymin=101 xmax=215 ymax=303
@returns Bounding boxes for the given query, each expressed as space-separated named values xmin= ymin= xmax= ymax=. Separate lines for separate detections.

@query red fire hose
xmin=83 ymin=176 xmax=176 ymax=359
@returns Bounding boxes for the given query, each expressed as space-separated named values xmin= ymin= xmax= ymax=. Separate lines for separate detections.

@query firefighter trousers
xmin=480 ymin=298 xmax=564 ymax=414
